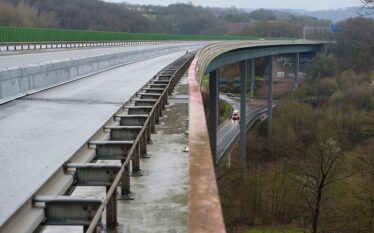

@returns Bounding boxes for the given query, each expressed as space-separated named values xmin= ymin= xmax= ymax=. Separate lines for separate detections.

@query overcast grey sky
xmin=105 ymin=0 xmax=360 ymax=11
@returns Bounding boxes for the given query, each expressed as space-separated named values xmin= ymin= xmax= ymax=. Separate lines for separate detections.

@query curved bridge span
xmin=0 ymin=40 xmax=327 ymax=233
xmin=187 ymin=40 xmax=326 ymax=233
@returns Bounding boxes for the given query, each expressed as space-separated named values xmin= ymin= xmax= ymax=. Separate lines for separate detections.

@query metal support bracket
xmin=138 ymin=93 xmax=161 ymax=100
xmin=125 ymin=106 xmax=153 ymax=115
xmin=66 ymin=163 xmax=121 ymax=187
xmin=34 ymin=196 xmax=102 ymax=226
xmin=143 ymin=88 xmax=165 ymax=94
xmin=116 ymin=115 xmax=148 ymax=127
xmin=89 ymin=141 xmax=134 ymax=160
xmin=106 ymin=126 xmax=142 ymax=141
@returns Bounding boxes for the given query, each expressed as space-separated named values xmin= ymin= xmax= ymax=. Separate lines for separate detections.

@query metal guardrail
xmin=0 ymin=40 xmax=187 ymax=52
xmin=0 ymin=43 xmax=202 ymax=104
xmin=0 ymin=52 xmax=194 ymax=232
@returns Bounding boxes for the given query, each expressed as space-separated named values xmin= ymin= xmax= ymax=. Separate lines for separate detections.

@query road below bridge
xmin=217 ymin=95 xmax=268 ymax=162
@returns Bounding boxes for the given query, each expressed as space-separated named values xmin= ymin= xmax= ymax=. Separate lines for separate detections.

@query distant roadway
xmin=217 ymin=94 xmax=268 ymax=162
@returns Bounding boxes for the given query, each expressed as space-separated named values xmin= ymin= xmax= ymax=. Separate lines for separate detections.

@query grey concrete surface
xmin=0 ymin=43 xmax=197 ymax=69
xmin=0 ymin=51 xmax=185 ymax=227
xmin=0 ymin=43 xmax=203 ymax=103
xmin=118 ymin=77 xmax=189 ymax=233
xmin=42 ymin=72 xmax=190 ymax=233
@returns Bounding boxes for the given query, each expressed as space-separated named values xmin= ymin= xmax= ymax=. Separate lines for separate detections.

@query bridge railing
xmin=0 ymin=41 xmax=183 ymax=52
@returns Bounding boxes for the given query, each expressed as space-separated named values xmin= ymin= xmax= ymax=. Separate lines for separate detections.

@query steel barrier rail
xmin=0 ymin=52 xmax=194 ymax=232
xmin=0 ymin=40 xmax=193 ymax=52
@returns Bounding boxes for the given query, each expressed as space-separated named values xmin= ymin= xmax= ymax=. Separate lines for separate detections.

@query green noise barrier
xmin=0 ymin=26 xmax=295 ymax=43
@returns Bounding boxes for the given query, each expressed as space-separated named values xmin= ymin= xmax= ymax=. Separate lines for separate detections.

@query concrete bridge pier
xmin=240 ymin=61 xmax=248 ymax=171
xmin=294 ymin=52 xmax=300 ymax=89
xmin=208 ymin=69 xmax=219 ymax=164
xmin=250 ymin=59 xmax=255 ymax=98
xmin=268 ymin=55 xmax=274 ymax=138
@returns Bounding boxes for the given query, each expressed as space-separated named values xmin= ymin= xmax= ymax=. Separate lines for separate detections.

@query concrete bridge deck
xmin=0 ymin=51 xmax=186 ymax=229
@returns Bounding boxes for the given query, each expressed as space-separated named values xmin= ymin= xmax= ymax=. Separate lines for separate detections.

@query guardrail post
xmin=141 ymin=133 xmax=149 ymax=158
xmin=131 ymin=143 xmax=143 ymax=176
xmin=161 ymin=93 xmax=167 ymax=109
xmin=268 ymin=56 xmax=274 ymax=138
xmin=294 ymin=53 xmax=300 ymax=89
xmin=208 ymin=69 xmax=219 ymax=163
xmin=120 ymin=163 xmax=134 ymax=200
xmin=106 ymin=186 xmax=119 ymax=230
xmin=146 ymin=126 xmax=151 ymax=143
xmin=151 ymin=112 xmax=156 ymax=133
xmin=240 ymin=61 xmax=247 ymax=171
xmin=157 ymin=102 xmax=163 ymax=118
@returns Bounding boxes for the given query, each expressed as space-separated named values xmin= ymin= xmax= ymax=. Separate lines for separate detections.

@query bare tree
xmin=286 ymin=132 xmax=352 ymax=233
xmin=359 ymin=0 xmax=374 ymax=15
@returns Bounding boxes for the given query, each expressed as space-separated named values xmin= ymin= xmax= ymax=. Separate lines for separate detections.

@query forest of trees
xmin=0 ymin=0 xmax=330 ymax=38
xmin=218 ymin=17 xmax=374 ymax=233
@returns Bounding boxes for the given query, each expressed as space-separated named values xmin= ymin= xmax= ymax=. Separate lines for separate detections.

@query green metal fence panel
xmin=0 ymin=26 xmax=296 ymax=43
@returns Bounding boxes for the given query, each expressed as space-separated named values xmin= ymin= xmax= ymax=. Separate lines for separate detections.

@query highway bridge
xmin=0 ymin=39 xmax=325 ymax=233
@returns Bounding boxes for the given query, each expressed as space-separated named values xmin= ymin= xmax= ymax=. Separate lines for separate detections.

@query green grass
xmin=256 ymin=76 xmax=268 ymax=81
xmin=201 ymin=74 xmax=209 ymax=90
xmin=219 ymin=99 xmax=233 ymax=121
xmin=247 ymin=227 xmax=305 ymax=233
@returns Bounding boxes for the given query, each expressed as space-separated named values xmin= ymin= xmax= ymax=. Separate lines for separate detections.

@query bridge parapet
xmin=188 ymin=57 xmax=226 ymax=233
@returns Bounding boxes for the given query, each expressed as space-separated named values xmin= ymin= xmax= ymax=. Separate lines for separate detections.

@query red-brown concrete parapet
xmin=187 ymin=58 xmax=226 ymax=233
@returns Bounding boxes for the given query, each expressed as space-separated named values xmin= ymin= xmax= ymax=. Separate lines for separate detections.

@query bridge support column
xmin=268 ymin=56 xmax=274 ymax=138
xmin=294 ymin=53 xmax=300 ymax=89
xmin=240 ymin=61 xmax=247 ymax=171
xmin=208 ymin=70 xmax=219 ymax=164
xmin=250 ymin=59 xmax=255 ymax=98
